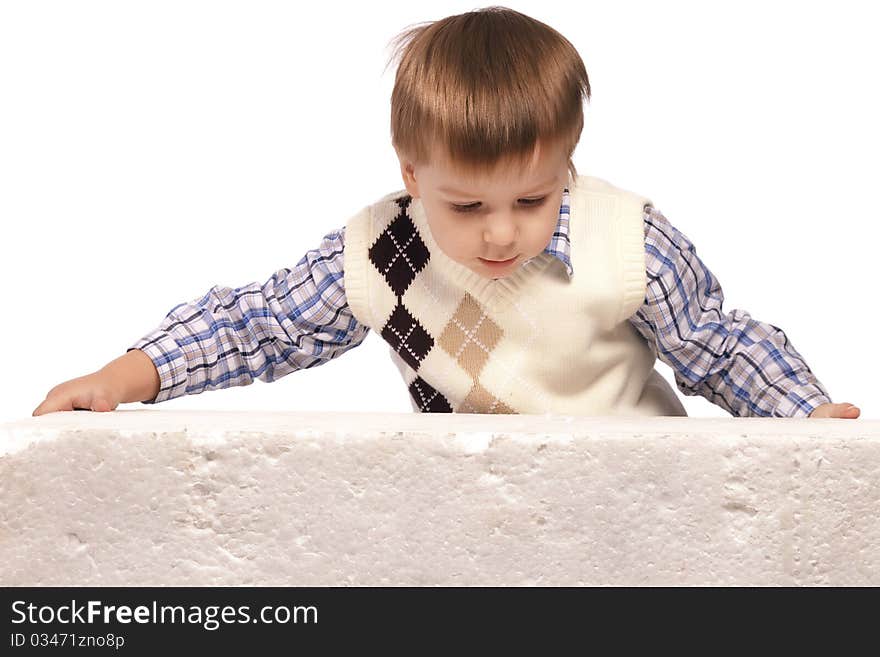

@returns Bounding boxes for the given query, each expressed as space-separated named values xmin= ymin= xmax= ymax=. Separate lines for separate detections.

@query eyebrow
xmin=437 ymin=176 xmax=558 ymax=196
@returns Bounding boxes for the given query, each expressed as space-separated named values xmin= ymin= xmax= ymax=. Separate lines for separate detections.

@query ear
xmin=395 ymin=149 xmax=420 ymax=199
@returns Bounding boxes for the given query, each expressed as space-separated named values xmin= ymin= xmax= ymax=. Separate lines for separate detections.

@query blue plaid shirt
xmin=129 ymin=187 xmax=832 ymax=417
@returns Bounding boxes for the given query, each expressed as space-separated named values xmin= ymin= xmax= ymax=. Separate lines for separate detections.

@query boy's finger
xmin=32 ymin=399 xmax=60 ymax=416
xmin=832 ymin=403 xmax=860 ymax=418
xmin=92 ymin=398 xmax=112 ymax=412
xmin=33 ymin=395 xmax=78 ymax=416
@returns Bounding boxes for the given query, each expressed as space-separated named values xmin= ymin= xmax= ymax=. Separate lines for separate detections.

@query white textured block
xmin=1 ymin=410 xmax=878 ymax=586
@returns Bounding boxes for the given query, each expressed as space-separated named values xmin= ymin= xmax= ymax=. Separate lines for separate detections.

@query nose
xmin=482 ymin=212 xmax=518 ymax=248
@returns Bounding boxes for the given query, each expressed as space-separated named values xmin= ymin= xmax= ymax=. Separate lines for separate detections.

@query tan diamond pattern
xmin=459 ymin=382 xmax=516 ymax=414
xmin=438 ymin=293 xmax=515 ymax=413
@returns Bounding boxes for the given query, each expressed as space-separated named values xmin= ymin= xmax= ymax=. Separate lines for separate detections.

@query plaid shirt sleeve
xmin=127 ymin=227 xmax=369 ymax=404
xmin=628 ymin=206 xmax=832 ymax=417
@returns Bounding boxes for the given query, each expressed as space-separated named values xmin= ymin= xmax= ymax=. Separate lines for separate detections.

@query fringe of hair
xmin=384 ymin=5 xmax=591 ymax=181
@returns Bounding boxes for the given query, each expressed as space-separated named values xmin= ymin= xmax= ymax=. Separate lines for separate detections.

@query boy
xmin=32 ymin=6 xmax=859 ymax=419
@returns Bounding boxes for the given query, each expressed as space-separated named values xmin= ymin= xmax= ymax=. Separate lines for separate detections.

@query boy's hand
xmin=808 ymin=402 xmax=861 ymax=419
xmin=32 ymin=372 xmax=123 ymax=417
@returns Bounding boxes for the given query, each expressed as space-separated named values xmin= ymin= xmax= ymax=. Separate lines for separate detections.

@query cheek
xmin=446 ymin=223 xmax=479 ymax=254
xmin=427 ymin=214 xmax=475 ymax=256
xmin=523 ymin=212 xmax=559 ymax=253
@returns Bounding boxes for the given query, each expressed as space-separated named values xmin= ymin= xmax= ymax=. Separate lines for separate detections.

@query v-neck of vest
xmin=407 ymin=196 xmax=559 ymax=314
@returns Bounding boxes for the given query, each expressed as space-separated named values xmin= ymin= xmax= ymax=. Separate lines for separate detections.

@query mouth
xmin=477 ymin=255 xmax=519 ymax=273
xmin=479 ymin=255 xmax=518 ymax=265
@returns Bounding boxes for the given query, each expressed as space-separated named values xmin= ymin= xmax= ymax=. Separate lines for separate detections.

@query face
xmin=396 ymin=139 xmax=569 ymax=279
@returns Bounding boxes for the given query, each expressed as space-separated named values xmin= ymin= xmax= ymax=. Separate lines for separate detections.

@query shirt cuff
xmin=771 ymin=382 xmax=833 ymax=418
xmin=126 ymin=329 xmax=189 ymax=404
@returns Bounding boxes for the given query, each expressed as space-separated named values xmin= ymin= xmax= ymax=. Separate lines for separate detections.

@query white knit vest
xmin=343 ymin=173 xmax=687 ymax=416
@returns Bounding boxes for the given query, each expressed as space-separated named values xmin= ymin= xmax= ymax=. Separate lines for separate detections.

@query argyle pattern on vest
xmin=367 ymin=194 xmax=520 ymax=413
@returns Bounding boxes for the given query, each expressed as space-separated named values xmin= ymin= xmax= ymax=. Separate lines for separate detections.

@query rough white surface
xmin=1 ymin=410 xmax=878 ymax=586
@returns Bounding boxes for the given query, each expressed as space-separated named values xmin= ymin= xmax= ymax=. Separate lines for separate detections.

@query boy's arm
xmin=127 ymin=227 xmax=369 ymax=404
xmin=628 ymin=206 xmax=831 ymax=418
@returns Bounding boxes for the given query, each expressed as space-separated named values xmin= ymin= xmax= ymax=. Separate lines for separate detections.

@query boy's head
xmin=385 ymin=6 xmax=591 ymax=279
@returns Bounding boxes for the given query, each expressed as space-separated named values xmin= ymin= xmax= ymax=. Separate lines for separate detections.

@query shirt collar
xmin=540 ymin=186 xmax=573 ymax=277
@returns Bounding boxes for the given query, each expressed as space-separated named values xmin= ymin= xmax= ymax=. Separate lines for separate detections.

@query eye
xmin=450 ymin=202 xmax=481 ymax=213
xmin=450 ymin=196 xmax=548 ymax=213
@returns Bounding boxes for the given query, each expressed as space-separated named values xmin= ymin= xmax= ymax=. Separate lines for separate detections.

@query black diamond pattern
xmin=366 ymin=194 xmax=454 ymax=413
xmin=408 ymin=376 xmax=453 ymax=413
xmin=381 ymin=302 xmax=433 ymax=371
xmin=367 ymin=196 xmax=431 ymax=296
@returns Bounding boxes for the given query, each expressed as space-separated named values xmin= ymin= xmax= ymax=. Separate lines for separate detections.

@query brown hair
xmin=384 ymin=5 xmax=590 ymax=182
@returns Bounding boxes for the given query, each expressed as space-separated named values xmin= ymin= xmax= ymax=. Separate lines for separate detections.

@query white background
xmin=1 ymin=0 xmax=875 ymax=424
